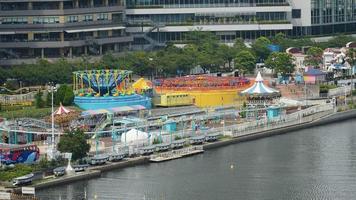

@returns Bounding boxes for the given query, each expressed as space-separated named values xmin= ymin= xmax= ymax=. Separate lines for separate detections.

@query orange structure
xmin=153 ymin=75 xmax=252 ymax=107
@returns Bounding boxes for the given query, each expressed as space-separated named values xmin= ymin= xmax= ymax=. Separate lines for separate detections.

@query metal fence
xmin=96 ymin=103 xmax=335 ymax=155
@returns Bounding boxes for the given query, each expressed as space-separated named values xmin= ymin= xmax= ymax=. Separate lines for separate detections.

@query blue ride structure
xmin=73 ymin=69 xmax=151 ymax=110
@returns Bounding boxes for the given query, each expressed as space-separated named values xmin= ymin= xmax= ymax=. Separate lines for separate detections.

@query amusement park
xmin=0 ymin=66 xmax=338 ymax=191
xmin=0 ymin=36 xmax=356 ymax=199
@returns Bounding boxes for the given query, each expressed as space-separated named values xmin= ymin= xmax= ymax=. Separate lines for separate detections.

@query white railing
xmin=90 ymin=104 xmax=335 ymax=155
xmin=328 ymin=86 xmax=351 ymax=97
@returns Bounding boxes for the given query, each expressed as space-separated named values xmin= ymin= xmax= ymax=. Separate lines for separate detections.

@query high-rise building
xmin=1 ymin=0 xmax=356 ymax=65
xmin=126 ymin=0 xmax=294 ymax=49
xmin=0 ymin=0 xmax=132 ymax=66
xmin=126 ymin=0 xmax=356 ymax=49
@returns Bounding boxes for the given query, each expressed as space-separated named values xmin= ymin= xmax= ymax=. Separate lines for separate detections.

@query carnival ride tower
xmin=73 ymin=70 xmax=151 ymax=110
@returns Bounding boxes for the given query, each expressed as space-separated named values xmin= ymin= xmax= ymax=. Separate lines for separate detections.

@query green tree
xmin=218 ymin=44 xmax=236 ymax=69
xmin=305 ymin=47 xmax=323 ymax=67
xmin=100 ymin=52 xmax=119 ymax=69
xmin=54 ymin=84 xmax=74 ymax=106
xmin=265 ymin=52 xmax=295 ymax=75
xmin=233 ymin=38 xmax=248 ymax=52
xmin=185 ymin=30 xmax=219 ymax=47
xmin=54 ymin=85 xmax=67 ymax=105
xmin=346 ymin=48 xmax=356 ymax=67
xmin=57 ymin=129 xmax=90 ymax=161
xmin=35 ymin=91 xmax=45 ymax=108
xmin=325 ymin=35 xmax=354 ymax=48
xmin=63 ymin=87 xmax=75 ymax=106
xmin=45 ymin=92 xmax=52 ymax=107
xmin=234 ymin=50 xmax=256 ymax=75
xmin=252 ymin=36 xmax=272 ymax=61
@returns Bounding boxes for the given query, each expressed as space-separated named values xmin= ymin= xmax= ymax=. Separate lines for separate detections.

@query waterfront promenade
xmin=24 ymin=102 xmax=356 ymax=190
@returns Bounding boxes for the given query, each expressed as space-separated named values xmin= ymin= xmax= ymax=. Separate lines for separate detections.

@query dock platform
xmin=149 ymin=146 xmax=204 ymax=162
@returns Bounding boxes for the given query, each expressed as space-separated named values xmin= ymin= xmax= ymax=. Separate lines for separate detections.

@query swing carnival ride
xmin=73 ymin=70 xmax=152 ymax=110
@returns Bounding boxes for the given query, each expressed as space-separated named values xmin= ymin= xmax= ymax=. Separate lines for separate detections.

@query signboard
xmin=267 ymin=44 xmax=281 ymax=52
xmin=64 ymin=152 xmax=72 ymax=159
xmin=22 ymin=187 xmax=35 ymax=195
xmin=0 ymin=192 xmax=11 ymax=200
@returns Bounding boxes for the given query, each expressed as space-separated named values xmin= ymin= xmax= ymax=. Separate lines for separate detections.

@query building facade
xmin=0 ymin=0 xmax=133 ymax=65
xmin=126 ymin=0 xmax=356 ymax=49
xmin=1 ymin=0 xmax=356 ymax=65
xmin=126 ymin=0 xmax=294 ymax=49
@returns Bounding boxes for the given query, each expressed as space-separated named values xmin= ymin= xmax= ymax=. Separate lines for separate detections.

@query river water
xmin=37 ymin=119 xmax=356 ymax=200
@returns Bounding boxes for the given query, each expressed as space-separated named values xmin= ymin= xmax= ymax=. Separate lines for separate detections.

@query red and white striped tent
xmin=53 ymin=103 xmax=72 ymax=115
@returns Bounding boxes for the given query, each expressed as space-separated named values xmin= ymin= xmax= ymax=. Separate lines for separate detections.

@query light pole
xmin=47 ymin=82 xmax=56 ymax=160
xmin=344 ymin=84 xmax=347 ymax=106
xmin=304 ymin=80 xmax=307 ymax=106
xmin=351 ymin=68 xmax=354 ymax=105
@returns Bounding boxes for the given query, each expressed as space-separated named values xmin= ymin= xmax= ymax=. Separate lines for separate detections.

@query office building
xmin=0 ymin=0 xmax=132 ymax=65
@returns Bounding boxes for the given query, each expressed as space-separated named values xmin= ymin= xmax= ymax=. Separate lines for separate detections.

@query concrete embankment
xmin=34 ymin=110 xmax=356 ymax=190
xmin=34 ymin=171 xmax=101 ymax=190
xmin=204 ymin=109 xmax=356 ymax=151
xmin=34 ymin=157 xmax=149 ymax=190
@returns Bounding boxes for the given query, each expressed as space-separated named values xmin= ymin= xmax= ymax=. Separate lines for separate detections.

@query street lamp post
xmin=51 ymin=83 xmax=54 ymax=149
xmin=351 ymin=69 xmax=354 ymax=105
xmin=47 ymin=82 xmax=57 ymax=160
xmin=344 ymin=84 xmax=347 ymax=106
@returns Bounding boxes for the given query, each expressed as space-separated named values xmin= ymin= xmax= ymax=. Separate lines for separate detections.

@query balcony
xmin=0 ymin=5 xmax=124 ymax=16
xmin=127 ymin=2 xmax=290 ymax=9
xmin=0 ymin=35 xmax=133 ymax=48
xmin=127 ymin=18 xmax=291 ymax=29
xmin=0 ymin=20 xmax=123 ymax=32
xmin=126 ymin=6 xmax=291 ymax=15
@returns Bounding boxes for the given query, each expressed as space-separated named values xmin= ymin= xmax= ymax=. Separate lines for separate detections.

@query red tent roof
xmin=54 ymin=103 xmax=71 ymax=115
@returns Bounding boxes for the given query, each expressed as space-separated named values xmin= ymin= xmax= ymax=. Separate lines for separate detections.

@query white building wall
xmin=126 ymin=24 xmax=293 ymax=33
xmin=126 ymin=6 xmax=292 ymax=15
xmin=289 ymin=0 xmax=311 ymax=27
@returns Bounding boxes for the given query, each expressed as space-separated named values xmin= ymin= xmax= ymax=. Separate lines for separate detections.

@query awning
xmin=65 ymin=26 xmax=125 ymax=33
xmin=81 ymin=105 xmax=146 ymax=117
xmin=0 ymin=32 xmax=15 ymax=35
xmin=81 ymin=109 xmax=110 ymax=117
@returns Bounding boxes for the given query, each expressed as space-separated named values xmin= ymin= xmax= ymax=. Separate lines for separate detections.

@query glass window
xmin=83 ymin=15 xmax=93 ymax=22
xmin=292 ymin=9 xmax=301 ymax=19
xmin=66 ymin=15 xmax=78 ymax=23
xmin=97 ymin=13 xmax=109 ymax=20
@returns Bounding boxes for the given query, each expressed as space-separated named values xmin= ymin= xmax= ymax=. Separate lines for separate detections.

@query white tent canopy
xmin=120 ymin=129 xmax=149 ymax=144
xmin=241 ymin=72 xmax=279 ymax=95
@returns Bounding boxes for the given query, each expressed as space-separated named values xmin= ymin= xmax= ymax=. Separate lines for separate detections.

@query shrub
xmin=35 ymin=91 xmax=45 ymax=108
xmin=152 ymin=138 xmax=161 ymax=144
xmin=0 ymin=164 xmax=33 ymax=182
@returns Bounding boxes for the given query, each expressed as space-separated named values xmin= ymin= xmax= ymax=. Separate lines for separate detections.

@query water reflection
xmin=37 ymin=119 xmax=356 ymax=200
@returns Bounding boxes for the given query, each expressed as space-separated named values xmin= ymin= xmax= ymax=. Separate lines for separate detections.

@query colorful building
xmin=303 ymin=68 xmax=326 ymax=84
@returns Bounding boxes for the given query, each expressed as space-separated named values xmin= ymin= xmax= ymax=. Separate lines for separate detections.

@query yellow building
xmin=154 ymin=93 xmax=193 ymax=107
xmin=154 ymin=89 xmax=246 ymax=108
xmin=188 ymin=90 xmax=246 ymax=107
